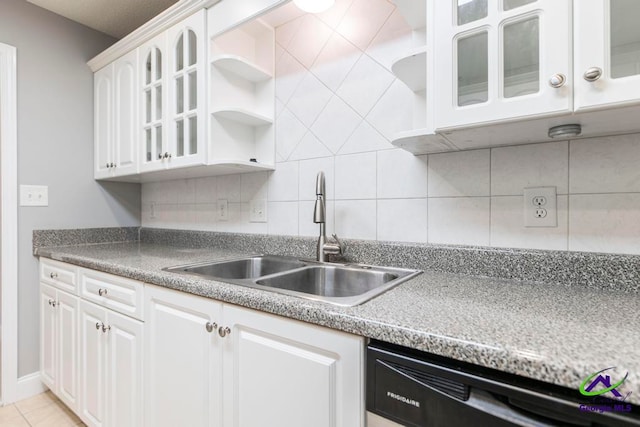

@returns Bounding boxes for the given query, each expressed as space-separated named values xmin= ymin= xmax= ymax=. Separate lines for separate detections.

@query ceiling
xmin=26 ymin=0 xmax=180 ymax=39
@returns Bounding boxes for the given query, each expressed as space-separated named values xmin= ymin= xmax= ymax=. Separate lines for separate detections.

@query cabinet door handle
xmin=584 ymin=67 xmax=603 ymax=82
xmin=50 ymin=272 xmax=58 ymax=279
xmin=95 ymin=322 xmax=102 ymax=330
xmin=98 ymin=288 xmax=108 ymax=296
xmin=548 ymin=73 xmax=566 ymax=88
xmin=205 ymin=322 xmax=217 ymax=333
xmin=102 ymin=324 xmax=111 ymax=333
xmin=218 ymin=326 xmax=231 ymax=338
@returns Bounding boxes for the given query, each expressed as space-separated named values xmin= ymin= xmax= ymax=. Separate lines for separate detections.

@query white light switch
xmin=20 ymin=185 xmax=49 ymax=206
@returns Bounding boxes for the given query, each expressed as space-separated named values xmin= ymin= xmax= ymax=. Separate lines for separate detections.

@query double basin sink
xmin=164 ymin=255 xmax=421 ymax=306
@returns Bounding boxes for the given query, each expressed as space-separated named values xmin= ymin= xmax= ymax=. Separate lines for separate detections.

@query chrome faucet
xmin=314 ymin=171 xmax=345 ymax=262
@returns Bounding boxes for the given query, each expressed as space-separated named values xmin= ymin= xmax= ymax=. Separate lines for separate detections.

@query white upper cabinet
xmin=94 ymin=49 xmax=138 ymax=179
xmin=139 ymin=10 xmax=208 ymax=174
xmin=434 ymin=0 xmax=572 ymax=130
xmin=166 ymin=10 xmax=207 ymax=169
xmin=139 ymin=32 xmax=168 ymax=173
xmin=574 ymin=0 xmax=640 ymax=111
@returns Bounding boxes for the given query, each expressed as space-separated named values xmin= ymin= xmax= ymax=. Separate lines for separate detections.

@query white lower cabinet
xmin=145 ymin=284 xmax=365 ymax=427
xmin=41 ymin=260 xmax=365 ymax=427
xmin=79 ymin=299 xmax=144 ymax=427
xmin=40 ymin=283 xmax=80 ymax=413
xmin=144 ymin=284 xmax=222 ymax=427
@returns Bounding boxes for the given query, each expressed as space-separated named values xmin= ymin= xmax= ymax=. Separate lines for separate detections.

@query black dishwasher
xmin=367 ymin=340 xmax=640 ymax=427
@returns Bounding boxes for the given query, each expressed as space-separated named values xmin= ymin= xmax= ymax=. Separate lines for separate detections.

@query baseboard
xmin=14 ymin=372 xmax=48 ymax=402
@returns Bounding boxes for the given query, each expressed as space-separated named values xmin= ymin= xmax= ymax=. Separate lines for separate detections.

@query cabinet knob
xmin=218 ymin=326 xmax=231 ymax=338
xmin=48 ymin=299 xmax=54 ymax=306
xmin=96 ymin=322 xmax=102 ymax=330
xmin=50 ymin=272 xmax=58 ymax=279
xmin=158 ymin=153 xmax=163 ymax=159
xmin=584 ymin=67 xmax=603 ymax=82
xmin=548 ymin=73 xmax=566 ymax=88
xmin=51 ymin=301 xmax=57 ymax=307
xmin=98 ymin=288 xmax=108 ymax=297
xmin=163 ymin=152 xmax=172 ymax=159
xmin=205 ymin=322 xmax=217 ymax=333
xmin=106 ymin=162 xmax=110 ymax=168
xmin=110 ymin=162 xmax=116 ymax=168
xmin=102 ymin=324 xmax=111 ymax=333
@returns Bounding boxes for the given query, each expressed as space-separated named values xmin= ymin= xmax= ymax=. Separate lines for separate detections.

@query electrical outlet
xmin=524 ymin=187 xmax=557 ymax=227
xmin=20 ymin=185 xmax=49 ymax=206
xmin=249 ymin=199 xmax=267 ymax=223
xmin=217 ymin=199 xmax=228 ymax=221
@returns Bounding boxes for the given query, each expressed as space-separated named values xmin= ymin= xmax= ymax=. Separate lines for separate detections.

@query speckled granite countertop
xmin=36 ymin=241 xmax=640 ymax=405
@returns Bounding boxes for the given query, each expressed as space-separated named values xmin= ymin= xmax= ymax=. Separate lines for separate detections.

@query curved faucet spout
xmin=313 ymin=171 xmax=345 ymax=262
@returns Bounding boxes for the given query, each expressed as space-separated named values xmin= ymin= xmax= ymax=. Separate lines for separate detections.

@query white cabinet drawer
xmin=80 ymin=268 xmax=144 ymax=320
xmin=40 ymin=259 xmax=79 ymax=294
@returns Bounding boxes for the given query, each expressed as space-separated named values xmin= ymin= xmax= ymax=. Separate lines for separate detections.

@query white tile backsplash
xmin=336 ymin=53 xmax=395 ymax=117
xmin=336 ymin=0 xmax=395 ymax=51
xmin=310 ymin=95 xmax=361 ymax=153
xmin=428 ymin=197 xmax=491 ymax=246
xmin=268 ymin=201 xmax=299 ymax=236
xmin=287 ymin=15 xmax=332 ymax=69
xmin=365 ymin=7 xmax=414 ymax=71
xmin=310 ymin=32 xmax=361 ymax=92
xmin=334 ymin=152 xmax=377 ymax=199
xmin=268 ymin=162 xmax=299 ymax=202
xmin=287 ymin=72 xmax=333 ymax=128
xmin=288 ymin=131 xmax=333 ymax=160
xmin=142 ymin=6 xmax=640 ymax=256
xmin=377 ymin=199 xmax=428 ymax=243
xmin=429 ymin=149 xmax=490 ymax=197
xmin=365 ymin=80 xmax=415 ymax=141
xmin=275 ymin=107 xmax=307 ymax=160
xmin=338 ymin=120 xmax=393 ymax=155
xmin=490 ymin=195 xmax=568 ymax=251
xmin=569 ymin=134 xmax=640 ymax=194
xmin=569 ymin=193 xmax=640 ymax=255
xmin=491 ymin=141 xmax=569 ymax=195
xmin=377 ymin=149 xmax=428 ymax=199
xmin=335 ymin=200 xmax=377 ymax=240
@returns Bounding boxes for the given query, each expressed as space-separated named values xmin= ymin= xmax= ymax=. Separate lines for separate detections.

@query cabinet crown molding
xmin=87 ymin=0 xmax=220 ymax=72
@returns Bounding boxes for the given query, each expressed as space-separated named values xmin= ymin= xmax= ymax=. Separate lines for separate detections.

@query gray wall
xmin=0 ymin=0 xmax=141 ymax=376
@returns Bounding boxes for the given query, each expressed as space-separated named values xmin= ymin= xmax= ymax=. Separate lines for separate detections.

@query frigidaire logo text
xmin=387 ymin=391 xmax=420 ymax=408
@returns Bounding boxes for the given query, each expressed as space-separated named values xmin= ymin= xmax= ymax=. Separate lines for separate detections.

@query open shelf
xmin=211 ymin=54 xmax=272 ymax=82
xmin=391 ymin=46 xmax=427 ymax=91
xmin=391 ymin=129 xmax=456 ymax=155
xmin=211 ymin=108 xmax=273 ymax=126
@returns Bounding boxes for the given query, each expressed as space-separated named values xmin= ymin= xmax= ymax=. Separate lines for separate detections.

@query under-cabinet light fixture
xmin=548 ymin=124 xmax=582 ymax=139
xmin=293 ymin=0 xmax=335 ymax=13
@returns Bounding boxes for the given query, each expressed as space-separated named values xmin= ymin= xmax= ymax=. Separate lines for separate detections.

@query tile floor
xmin=0 ymin=391 xmax=85 ymax=427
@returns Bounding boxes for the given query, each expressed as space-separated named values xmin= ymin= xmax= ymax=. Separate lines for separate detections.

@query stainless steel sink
xmin=165 ymin=255 xmax=306 ymax=280
xmin=164 ymin=255 xmax=421 ymax=306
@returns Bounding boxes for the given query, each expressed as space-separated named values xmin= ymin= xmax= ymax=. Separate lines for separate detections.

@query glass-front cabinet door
xmin=433 ymin=0 xmax=571 ymax=130
xmin=574 ymin=0 xmax=640 ymax=111
xmin=167 ymin=10 xmax=206 ymax=168
xmin=140 ymin=33 xmax=167 ymax=172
